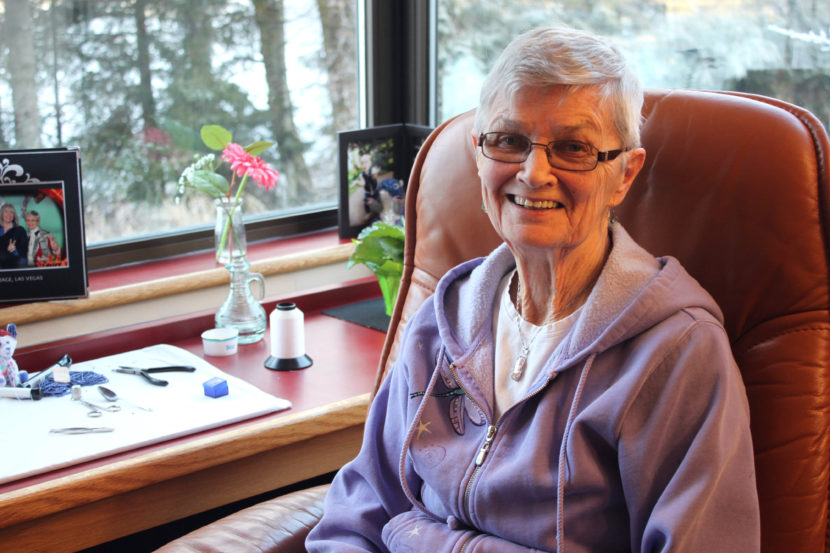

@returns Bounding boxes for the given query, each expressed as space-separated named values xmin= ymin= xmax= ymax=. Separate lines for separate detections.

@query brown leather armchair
xmin=156 ymin=89 xmax=830 ymax=553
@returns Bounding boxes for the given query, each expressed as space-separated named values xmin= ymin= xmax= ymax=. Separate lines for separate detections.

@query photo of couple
xmin=0 ymin=188 xmax=66 ymax=270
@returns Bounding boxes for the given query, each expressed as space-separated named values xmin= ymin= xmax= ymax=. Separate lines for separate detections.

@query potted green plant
xmin=347 ymin=221 xmax=405 ymax=316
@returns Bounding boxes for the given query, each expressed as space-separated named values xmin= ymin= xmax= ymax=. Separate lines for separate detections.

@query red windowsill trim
xmin=89 ymin=228 xmax=351 ymax=292
xmin=15 ymin=276 xmax=382 ymax=369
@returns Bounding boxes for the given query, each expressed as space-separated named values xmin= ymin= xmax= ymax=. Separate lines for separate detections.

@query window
xmin=2 ymin=1 xmax=826 ymax=270
xmin=0 ymin=0 xmax=360 ymax=267
xmin=435 ymin=0 xmax=830 ymax=131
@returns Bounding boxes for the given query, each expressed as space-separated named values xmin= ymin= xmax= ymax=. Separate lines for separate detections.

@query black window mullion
xmin=366 ymin=0 xmax=431 ymax=127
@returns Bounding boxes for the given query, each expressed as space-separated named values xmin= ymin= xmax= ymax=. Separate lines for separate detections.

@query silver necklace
xmin=511 ymin=276 xmax=544 ymax=381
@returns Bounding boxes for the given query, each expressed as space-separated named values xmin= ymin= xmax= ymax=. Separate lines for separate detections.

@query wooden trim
xmin=0 ymin=424 xmax=364 ymax=553
xmin=0 ymin=393 xmax=369 ymax=528
xmin=2 ymin=243 xmax=355 ymax=326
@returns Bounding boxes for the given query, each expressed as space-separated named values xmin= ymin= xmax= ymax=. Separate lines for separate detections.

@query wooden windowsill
xmin=6 ymin=228 xmax=369 ymax=348
xmin=6 ymin=242 xmax=354 ymax=326
xmin=88 ymin=227 xmax=351 ymax=290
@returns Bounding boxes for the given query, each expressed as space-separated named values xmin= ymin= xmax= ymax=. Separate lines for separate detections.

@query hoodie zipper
xmin=475 ymin=424 xmax=497 ymax=465
xmin=462 ymin=422 xmax=498 ymax=527
xmin=450 ymin=361 xmax=559 ymax=525
xmin=449 ymin=362 xmax=498 ymax=522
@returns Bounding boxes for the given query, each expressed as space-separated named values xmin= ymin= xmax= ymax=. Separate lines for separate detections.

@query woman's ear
xmin=471 ymin=132 xmax=485 ymax=173
xmin=609 ymin=148 xmax=646 ymax=207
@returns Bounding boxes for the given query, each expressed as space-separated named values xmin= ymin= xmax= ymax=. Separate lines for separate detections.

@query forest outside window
xmin=0 ymin=0 xmax=359 ymax=264
xmin=435 ymin=0 xmax=829 ymax=132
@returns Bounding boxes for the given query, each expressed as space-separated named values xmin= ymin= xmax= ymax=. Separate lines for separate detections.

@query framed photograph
xmin=0 ymin=148 xmax=87 ymax=303
xmin=338 ymin=123 xmax=432 ymax=238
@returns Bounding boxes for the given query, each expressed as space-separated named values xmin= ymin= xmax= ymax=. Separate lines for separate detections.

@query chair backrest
xmin=376 ymin=89 xmax=830 ymax=553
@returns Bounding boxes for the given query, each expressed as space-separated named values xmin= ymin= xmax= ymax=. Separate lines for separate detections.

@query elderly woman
xmin=0 ymin=203 xmax=28 ymax=268
xmin=24 ymin=210 xmax=61 ymax=266
xmin=307 ymin=27 xmax=759 ymax=552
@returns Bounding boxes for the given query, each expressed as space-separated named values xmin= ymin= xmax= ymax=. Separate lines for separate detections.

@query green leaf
xmin=201 ymin=125 xmax=232 ymax=151
xmin=189 ymin=170 xmax=230 ymax=199
xmin=373 ymin=259 xmax=403 ymax=277
xmin=347 ymin=221 xmax=405 ymax=315
xmin=244 ymin=141 xmax=276 ymax=157
xmin=347 ymin=221 xmax=405 ymax=270
xmin=355 ymin=220 xmax=405 ymax=243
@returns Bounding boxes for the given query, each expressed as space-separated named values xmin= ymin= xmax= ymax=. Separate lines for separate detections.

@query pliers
xmin=115 ymin=365 xmax=196 ymax=386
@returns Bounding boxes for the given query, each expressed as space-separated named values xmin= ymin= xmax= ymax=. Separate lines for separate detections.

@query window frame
xmin=365 ymin=0 xmax=432 ymax=128
xmin=86 ymin=207 xmax=338 ymax=270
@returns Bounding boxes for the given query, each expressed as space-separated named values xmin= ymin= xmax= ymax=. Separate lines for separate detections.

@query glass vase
xmin=215 ymin=197 xmax=246 ymax=265
xmin=215 ymin=258 xmax=267 ymax=344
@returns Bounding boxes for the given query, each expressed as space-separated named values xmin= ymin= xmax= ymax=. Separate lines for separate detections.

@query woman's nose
xmin=518 ymin=145 xmax=556 ymax=188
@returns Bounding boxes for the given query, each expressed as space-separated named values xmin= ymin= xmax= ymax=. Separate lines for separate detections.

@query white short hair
xmin=474 ymin=27 xmax=644 ymax=149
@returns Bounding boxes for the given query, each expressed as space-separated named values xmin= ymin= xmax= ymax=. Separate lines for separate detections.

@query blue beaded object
xmin=40 ymin=371 xmax=109 ymax=397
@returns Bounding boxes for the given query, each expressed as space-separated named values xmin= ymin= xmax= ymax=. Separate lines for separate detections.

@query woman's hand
xmin=7 ymin=239 xmax=15 ymax=253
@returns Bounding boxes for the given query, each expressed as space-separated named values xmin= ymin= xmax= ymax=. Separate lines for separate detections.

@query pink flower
xmin=221 ymin=142 xmax=252 ymax=172
xmin=246 ymin=158 xmax=280 ymax=190
xmin=221 ymin=142 xmax=280 ymax=191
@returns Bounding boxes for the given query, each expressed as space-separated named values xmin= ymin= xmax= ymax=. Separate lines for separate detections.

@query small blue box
xmin=203 ymin=377 xmax=228 ymax=398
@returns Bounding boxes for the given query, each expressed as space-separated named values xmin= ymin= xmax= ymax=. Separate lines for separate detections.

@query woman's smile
xmin=507 ymin=194 xmax=564 ymax=210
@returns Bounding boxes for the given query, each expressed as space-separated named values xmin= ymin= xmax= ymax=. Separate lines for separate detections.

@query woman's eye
xmin=496 ymin=134 xmax=525 ymax=149
xmin=555 ymin=141 xmax=592 ymax=156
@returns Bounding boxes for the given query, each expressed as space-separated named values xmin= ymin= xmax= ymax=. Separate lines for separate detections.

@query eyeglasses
xmin=478 ymin=132 xmax=627 ymax=172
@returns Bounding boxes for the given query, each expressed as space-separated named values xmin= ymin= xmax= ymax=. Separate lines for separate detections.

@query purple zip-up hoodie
xmin=307 ymin=223 xmax=760 ymax=552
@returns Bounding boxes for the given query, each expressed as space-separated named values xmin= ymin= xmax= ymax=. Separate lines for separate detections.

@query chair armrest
xmin=153 ymin=484 xmax=329 ymax=553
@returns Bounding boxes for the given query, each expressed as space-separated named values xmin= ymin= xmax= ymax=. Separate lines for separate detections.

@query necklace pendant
xmin=511 ymin=355 xmax=527 ymax=381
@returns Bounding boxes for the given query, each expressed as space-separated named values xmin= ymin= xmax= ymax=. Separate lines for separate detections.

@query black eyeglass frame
xmin=478 ymin=132 xmax=628 ymax=172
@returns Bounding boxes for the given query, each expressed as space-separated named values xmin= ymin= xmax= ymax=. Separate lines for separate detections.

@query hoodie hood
xmin=432 ymin=223 xmax=724 ymax=395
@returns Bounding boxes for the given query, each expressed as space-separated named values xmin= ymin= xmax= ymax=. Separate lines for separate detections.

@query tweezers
xmin=50 ymin=427 xmax=114 ymax=434
xmin=115 ymin=365 xmax=196 ymax=386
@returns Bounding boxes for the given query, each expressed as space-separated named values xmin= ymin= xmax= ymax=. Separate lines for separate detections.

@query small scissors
xmin=115 ymin=365 xmax=196 ymax=386
xmin=74 ymin=397 xmax=121 ymax=417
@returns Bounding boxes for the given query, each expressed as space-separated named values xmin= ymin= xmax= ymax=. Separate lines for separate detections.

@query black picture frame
xmin=0 ymin=148 xmax=88 ymax=303
xmin=337 ymin=123 xmax=432 ymax=238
